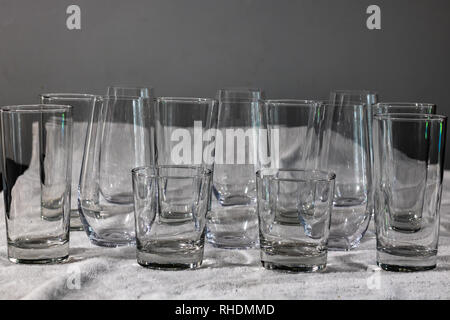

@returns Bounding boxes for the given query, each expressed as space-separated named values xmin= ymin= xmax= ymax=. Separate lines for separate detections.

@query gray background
xmin=0 ymin=0 xmax=449 ymax=165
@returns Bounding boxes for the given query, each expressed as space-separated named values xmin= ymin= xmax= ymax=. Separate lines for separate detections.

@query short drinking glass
xmin=256 ymin=169 xmax=335 ymax=272
xmin=132 ymin=166 xmax=212 ymax=270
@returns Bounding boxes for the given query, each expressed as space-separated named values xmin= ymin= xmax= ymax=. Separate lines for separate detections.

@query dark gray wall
xmin=1 ymin=0 xmax=449 ymax=165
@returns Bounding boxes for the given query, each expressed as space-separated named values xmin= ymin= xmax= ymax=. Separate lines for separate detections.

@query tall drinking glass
xmin=330 ymin=90 xmax=378 ymax=215
xmin=79 ymin=96 xmax=154 ymax=247
xmin=40 ymin=93 xmax=96 ymax=231
xmin=132 ymin=166 xmax=212 ymax=269
xmin=207 ymin=97 xmax=266 ymax=249
xmin=1 ymin=105 xmax=72 ymax=263
xmin=373 ymin=113 xmax=447 ymax=271
xmin=327 ymin=102 xmax=372 ymax=250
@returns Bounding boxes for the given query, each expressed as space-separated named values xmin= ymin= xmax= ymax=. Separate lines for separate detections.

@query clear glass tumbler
xmin=327 ymin=102 xmax=372 ymax=250
xmin=330 ymin=90 xmax=378 ymax=212
xmin=207 ymin=97 xmax=266 ymax=249
xmin=256 ymin=169 xmax=335 ymax=272
xmin=132 ymin=166 xmax=212 ymax=270
xmin=79 ymin=96 xmax=154 ymax=247
xmin=373 ymin=113 xmax=447 ymax=271
xmin=1 ymin=105 xmax=73 ymax=263
xmin=40 ymin=93 xmax=96 ymax=231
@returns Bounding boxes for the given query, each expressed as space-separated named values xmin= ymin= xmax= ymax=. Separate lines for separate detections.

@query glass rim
xmin=374 ymin=102 xmax=436 ymax=108
xmin=157 ymin=97 xmax=217 ymax=104
xmin=256 ymin=169 xmax=336 ymax=183
xmin=320 ymin=101 xmax=366 ymax=107
xmin=132 ymin=165 xmax=212 ymax=179
xmin=217 ymin=87 xmax=263 ymax=92
xmin=374 ymin=113 xmax=447 ymax=121
xmin=266 ymin=99 xmax=320 ymax=106
xmin=331 ymin=89 xmax=378 ymax=95
xmin=216 ymin=87 xmax=264 ymax=98
xmin=40 ymin=93 xmax=97 ymax=100
xmin=0 ymin=104 xmax=72 ymax=113
xmin=96 ymin=95 xmax=153 ymax=102
xmin=218 ymin=97 xmax=265 ymax=103
xmin=107 ymin=85 xmax=154 ymax=90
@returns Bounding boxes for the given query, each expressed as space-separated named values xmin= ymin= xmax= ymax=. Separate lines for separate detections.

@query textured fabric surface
xmin=0 ymin=174 xmax=449 ymax=300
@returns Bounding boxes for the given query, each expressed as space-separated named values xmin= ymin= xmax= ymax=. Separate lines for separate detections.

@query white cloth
xmin=0 ymin=173 xmax=449 ymax=300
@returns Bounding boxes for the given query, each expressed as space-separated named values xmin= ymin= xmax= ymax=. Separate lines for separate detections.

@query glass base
xmin=328 ymin=204 xmax=371 ymax=251
xmin=136 ymin=241 xmax=204 ymax=270
xmin=9 ymin=255 xmax=69 ymax=264
xmin=70 ymin=209 xmax=84 ymax=231
xmin=207 ymin=232 xmax=257 ymax=249
xmin=8 ymin=239 xmax=69 ymax=264
xmin=87 ymin=229 xmax=135 ymax=247
xmin=206 ymin=205 xmax=258 ymax=249
xmin=261 ymin=261 xmax=326 ymax=273
xmin=260 ymin=244 xmax=327 ymax=273
xmin=328 ymin=237 xmax=362 ymax=251
xmin=137 ymin=260 xmax=202 ymax=270
xmin=377 ymin=248 xmax=437 ymax=272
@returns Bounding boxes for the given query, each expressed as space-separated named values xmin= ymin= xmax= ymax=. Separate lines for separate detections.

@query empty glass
xmin=327 ymin=102 xmax=372 ymax=250
xmin=79 ymin=96 xmax=154 ymax=247
xmin=373 ymin=113 xmax=447 ymax=271
xmin=132 ymin=166 xmax=212 ymax=270
xmin=257 ymin=169 xmax=335 ymax=272
xmin=155 ymin=97 xmax=218 ymax=168
xmin=40 ymin=93 xmax=96 ymax=231
xmin=207 ymin=96 xmax=266 ymax=249
xmin=1 ymin=105 xmax=72 ymax=263
xmin=106 ymin=85 xmax=154 ymax=98
xmin=373 ymin=102 xmax=436 ymax=115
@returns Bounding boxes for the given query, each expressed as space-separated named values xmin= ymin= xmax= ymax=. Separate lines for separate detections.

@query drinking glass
xmin=257 ymin=169 xmax=335 ymax=272
xmin=79 ymin=96 xmax=154 ymax=247
xmin=155 ymin=97 xmax=218 ymax=168
xmin=40 ymin=93 xmax=96 ymax=231
xmin=373 ymin=113 xmax=447 ymax=271
xmin=106 ymin=85 xmax=154 ymax=98
xmin=132 ymin=166 xmax=212 ymax=270
xmin=1 ymin=105 xmax=72 ymax=263
xmin=330 ymin=90 xmax=378 ymax=212
xmin=207 ymin=96 xmax=266 ymax=249
xmin=327 ymin=102 xmax=372 ymax=250
xmin=373 ymin=102 xmax=436 ymax=115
